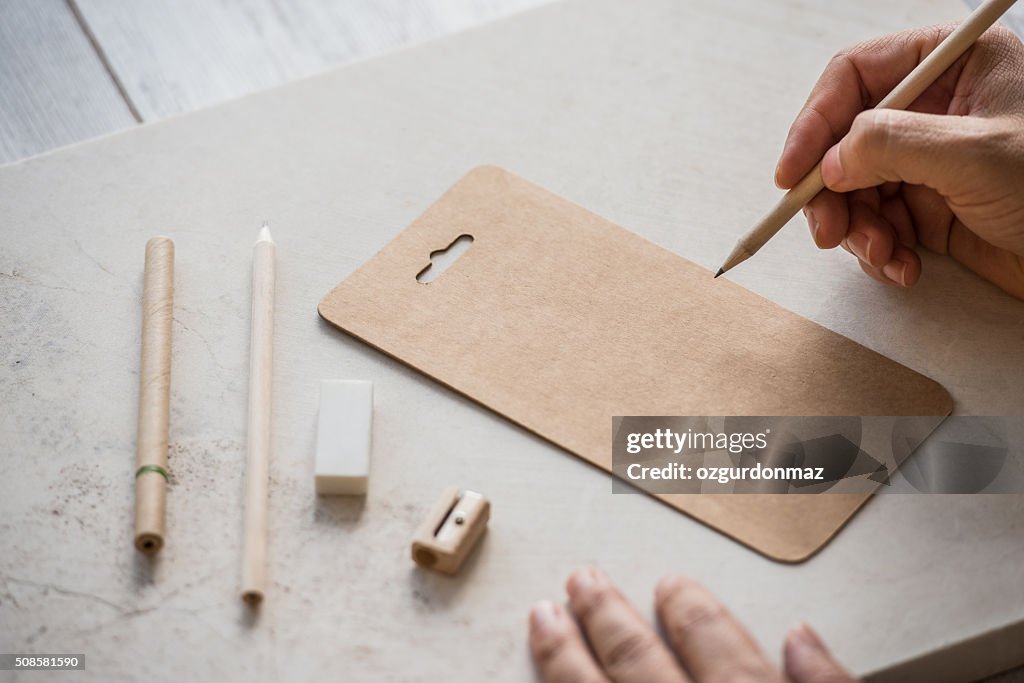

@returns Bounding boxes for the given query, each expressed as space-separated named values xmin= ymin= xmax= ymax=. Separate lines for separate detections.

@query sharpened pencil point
xmin=258 ymin=223 xmax=273 ymax=243
xmin=714 ymin=268 xmax=724 ymax=279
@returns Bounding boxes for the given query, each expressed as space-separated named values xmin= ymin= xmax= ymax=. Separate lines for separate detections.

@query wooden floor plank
xmin=0 ymin=0 xmax=136 ymax=164
xmin=5 ymin=0 xmax=1018 ymax=165
xmin=72 ymin=0 xmax=550 ymax=121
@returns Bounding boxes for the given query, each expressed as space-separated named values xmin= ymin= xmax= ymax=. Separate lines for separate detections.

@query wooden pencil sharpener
xmin=411 ymin=487 xmax=490 ymax=575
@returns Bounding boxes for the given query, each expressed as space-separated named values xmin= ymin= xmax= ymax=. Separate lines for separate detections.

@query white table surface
xmin=1 ymin=0 xmax=1023 ymax=681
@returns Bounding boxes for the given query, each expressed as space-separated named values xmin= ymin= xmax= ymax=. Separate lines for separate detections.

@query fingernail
xmin=847 ymin=233 xmax=871 ymax=262
xmin=655 ymin=575 xmax=683 ymax=601
xmin=882 ymin=261 xmax=907 ymax=287
xmin=567 ymin=567 xmax=602 ymax=597
xmin=530 ymin=601 xmax=563 ymax=634
xmin=775 ymin=162 xmax=784 ymax=188
xmin=821 ymin=145 xmax=844 ymax=187
xmin=804 ymin=208 xmax=820 ymax=243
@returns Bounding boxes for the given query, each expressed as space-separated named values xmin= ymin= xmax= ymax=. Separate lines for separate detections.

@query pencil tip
xmin=714 ymin=268 xmax=724 ymax=279
xmin=258 ymin=223 xmax=273 ymax=243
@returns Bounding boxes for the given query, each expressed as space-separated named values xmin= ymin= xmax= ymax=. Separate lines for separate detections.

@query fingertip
xmin=566 ymin=567 xmax=605 ymax=598
xmin=791 ymin=622 xmax=826 ymax=650
xmin=882 ymin=246 xmax=922 ymax=287
xmin=530 ymin=600 xmax=568 ymax=638
xmin=655 ymin=576 xmax=711 ymax=613
xmin=782 ymin=625 xmax=803 ymax=663
xmin=806 ymin=191 xmax=848 ymax=250
xmin=654 ymin=575 xmax=686 ymax=602
xmin=775 ymin=151 xmax=800 ymax=189
xmin=847 ymin=199 xmax=897 ymax=268
xmin=847 ymin=232 xmax=871 ymax=264
xmin=528 ymin=601 xmax=611 ymax=683
xmin=902 ymin=255 xmax=922 ymax=287
xmin=784 ymin=623 xmax=856 ymax=683
xmin=783 ymin=624 xmax=815 ymax=675
xmin=775 ymin=127 xmax=798 ymax=189
xmin=803 ymin=207 xmax=820 ymax=245
xmin=881 ymin=261 xmax=908 ymax=287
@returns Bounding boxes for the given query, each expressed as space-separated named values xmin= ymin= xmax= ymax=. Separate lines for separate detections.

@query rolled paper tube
xmin=134 ymin=236 xmax=174 ymax=554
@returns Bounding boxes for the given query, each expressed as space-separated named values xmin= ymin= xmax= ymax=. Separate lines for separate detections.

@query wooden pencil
xmin=241 ymin=224 xmax=276 ymax=605
xmin=716 ymin=0 xmax=1019 ymax=277
xmin=134 ymin=236 xmax=175 ymax=554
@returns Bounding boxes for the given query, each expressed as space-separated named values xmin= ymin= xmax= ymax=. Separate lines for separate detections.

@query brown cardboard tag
xmin=318 ymin=166 xmax=951 ymax=562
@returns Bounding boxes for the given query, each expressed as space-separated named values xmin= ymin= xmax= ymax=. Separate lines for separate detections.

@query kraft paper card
xmin=318 ymin=165 xmax=952 ymax=561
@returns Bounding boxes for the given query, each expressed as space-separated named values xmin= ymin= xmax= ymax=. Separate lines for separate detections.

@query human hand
xmin=775 ymin=24 xmax=1024 ymax=299
xmin=529 ymin=568 xmax=857 ymax=683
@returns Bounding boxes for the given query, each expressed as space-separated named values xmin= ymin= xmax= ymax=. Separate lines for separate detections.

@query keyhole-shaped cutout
xmin=416 ymin=234 xmax=474 ymax=284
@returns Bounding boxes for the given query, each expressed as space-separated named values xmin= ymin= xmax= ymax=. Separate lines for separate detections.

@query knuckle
xmin=602 ymin=631 xmax=660 ymax=672
xmin=849 ymin=111 xmax=893 ymax=160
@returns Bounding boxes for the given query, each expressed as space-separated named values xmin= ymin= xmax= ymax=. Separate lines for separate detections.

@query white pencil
xmin=241 ymin=224 xmax=276 ymax=606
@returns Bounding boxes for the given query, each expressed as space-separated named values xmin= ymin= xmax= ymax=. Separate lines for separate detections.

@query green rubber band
xmin=135 ymin=465 xmax=168 ymax=481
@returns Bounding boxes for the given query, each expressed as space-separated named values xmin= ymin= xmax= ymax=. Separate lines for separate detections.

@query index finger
xmin=776 ymin=24 xmax=957 ymax=189
xmin=655 ymin=576 xmax=784 ymax=682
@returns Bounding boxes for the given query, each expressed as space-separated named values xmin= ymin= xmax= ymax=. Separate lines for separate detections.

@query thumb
xmin=783 ymin=624 xmax=859 ymax=683
xmin=821 ymin=109 xmax=983 ymax=194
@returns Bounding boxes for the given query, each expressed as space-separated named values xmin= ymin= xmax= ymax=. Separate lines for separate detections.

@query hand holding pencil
xmin=720 ymin=0 xmax=1024 ymax=302
xmin=778 ymin=21 xmax=1024 ymax=300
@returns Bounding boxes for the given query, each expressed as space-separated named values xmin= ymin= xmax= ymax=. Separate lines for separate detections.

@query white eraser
xmin=315 ymin=380 xmax=373 ymax=495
